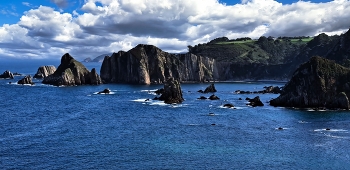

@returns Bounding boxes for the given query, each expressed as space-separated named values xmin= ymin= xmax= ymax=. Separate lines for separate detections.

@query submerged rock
xmin=270 ymin=56 xmax=350 ymax=109
xmin=0 ymin=70 xmax=14 ymax=79
xmin=17 ymin=75 xmax=34 ymax=85
xmin=197 ymin=96 xmax=207 ymax=100
xmin=98 ymin=88 xmax=110 ymax=94
xmin=42 ymin=53 xmax=102 ymax=86
xmin=223 ymin=103 xmax=234 ymax=108
xmin=33 ymin=66 xmax=56 ymax=79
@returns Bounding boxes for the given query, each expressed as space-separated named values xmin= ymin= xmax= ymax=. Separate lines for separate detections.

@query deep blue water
xmin=1 ymin=60 xmax=350 ymax=169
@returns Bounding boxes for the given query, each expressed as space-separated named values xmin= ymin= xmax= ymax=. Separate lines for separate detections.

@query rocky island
xmin=270 ymin=56 xmax=350 ymax=109
xmin=42 ymin=53 xmax=102 ymax=86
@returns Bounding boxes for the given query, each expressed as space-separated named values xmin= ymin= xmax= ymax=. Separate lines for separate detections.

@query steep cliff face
xmin=43 ymin=53 xmax=102 ymax=86
xmin=270 ymin=56 xmax=350 ymax=109
xmin=100 ymin=44 xmax=217 ymax=84
xmin=33 ymin=66 xmax=56 ymax=79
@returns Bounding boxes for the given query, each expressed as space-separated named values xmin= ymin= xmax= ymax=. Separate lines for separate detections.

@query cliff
xmin=33 ymin=66 xmax=56 ymax=79
xmin=43 ymin=53 xmax=102 ymax=86
xmin=270 ymin=56 xmax=350 ymax=109
xmin=100 ymin=44 xmax=216 ymax=84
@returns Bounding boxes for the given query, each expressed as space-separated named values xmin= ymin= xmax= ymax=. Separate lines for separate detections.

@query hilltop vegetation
xmin=188 ymin=35 xmax=313 ymax=65
xmin=185 ymin=31 xmax=348 ymax=80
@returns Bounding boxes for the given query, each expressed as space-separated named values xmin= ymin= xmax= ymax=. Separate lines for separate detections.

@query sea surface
xmin=1 ymin=59 xmax=350 ymax=169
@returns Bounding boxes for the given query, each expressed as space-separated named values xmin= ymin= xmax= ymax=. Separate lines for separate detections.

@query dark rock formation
xmin=158 ymin=78 xmax=184 ymax=104
xmin=223 ymin=103 xmax=234 ymax=108
xmin=98 ymin=88 xmax=110 ymax=94
xmin=100 ymin=44 xmax=216 ymax=84
xmin=17 ymin=75 xmax=34 ymax=85
xmin=42 ymin=53 xmax=102 ymax=86
xmin=270 ymin=56 xmax=350 ymax=109
xmin=155 ymin=88 xmax=165 ymax=95
xmin=33 ymin=66 xmax=56 ymax=79
xmin=13 ymin=72 xmax=22 ymax=76
xmin=204 ymin=83 xmax=217 ymax=93
xmin=198 ymin=96 xmax=207 ymax=100
xmin=263 ymin=86 xmax=282 ymax=94
xmin=247 ymin=96 xmax=264 ymax=107
xmin=209 ymin=94 xmax=220 ymax=100
xmin=0 ymin=70 xmax=14 ymax=79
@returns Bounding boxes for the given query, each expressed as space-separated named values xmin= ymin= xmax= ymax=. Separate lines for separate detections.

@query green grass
xmin=216 ymin=40 xmax=255 ymax=45
xmin=290 ymin=37 xmax=313 ymax=42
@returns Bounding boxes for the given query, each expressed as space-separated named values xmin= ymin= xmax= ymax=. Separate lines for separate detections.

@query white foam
xmin=132 ymin=98 xmax=152 ymax=102
xmin=298 ymin=120 xmax=310 ymax=124
xmin=141 ymin=89 xmax=158 ymax=92
xmin=314 ymin=129 xmax=348 ymax=132
xmin=149 ymin=101 xmax=167 ymax=106
xmin=93 ymin=91 xmax=115 ymax=95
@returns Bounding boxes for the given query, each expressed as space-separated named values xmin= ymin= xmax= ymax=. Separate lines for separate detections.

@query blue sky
xmin=0 ymin=0 xmax=348 ymax=59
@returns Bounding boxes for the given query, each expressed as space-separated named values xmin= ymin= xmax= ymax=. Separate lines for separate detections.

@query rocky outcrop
xmin=270 ymin=56 xmax=350 ymax=109
xmin=247 ymin=96 xmax=264 ymax=107
xmin=204 ymin=84 xmax=217 ymax=93
xmin=0 ymin=70 xmax=14 ymax=79
xmin=42 ymin=53 xmax=102 ymax=86
xmin=158 ymin=78 xmax=184 ymax=104
xmin=98 ymin=88 xmax=110 ymax=94
xmin=33 ymin=66 xmax=56 ymax=79
xmin=17 ymin=75 xmax=34 ymax=85
xmin=100 ymin=44 xmax=216 ymax=84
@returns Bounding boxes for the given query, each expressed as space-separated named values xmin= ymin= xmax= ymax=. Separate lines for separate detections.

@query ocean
xmin=1 ymin=59 xmax=350 ymax=169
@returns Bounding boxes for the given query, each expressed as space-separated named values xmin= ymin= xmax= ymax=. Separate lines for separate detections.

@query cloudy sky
xmin=0 ymin=0 xmax=349 ymax=60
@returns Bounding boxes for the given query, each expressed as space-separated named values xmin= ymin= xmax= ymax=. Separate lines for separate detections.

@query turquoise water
xmin=1 ymin=60 xmax=350 ymax=169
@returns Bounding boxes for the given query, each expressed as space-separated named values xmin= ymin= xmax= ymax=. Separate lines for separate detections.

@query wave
xmin=314 ymin=129 xmax=348 ymax=132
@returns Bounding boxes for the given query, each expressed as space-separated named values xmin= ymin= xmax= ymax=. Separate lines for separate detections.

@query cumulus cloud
xmin=0 ymin=0 xmax=349 ymax=60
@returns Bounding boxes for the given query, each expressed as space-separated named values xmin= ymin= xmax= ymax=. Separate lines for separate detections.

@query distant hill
xmin=83 ymin=53 xmax=112 ymax=62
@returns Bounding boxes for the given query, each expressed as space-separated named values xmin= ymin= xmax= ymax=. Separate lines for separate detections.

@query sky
xmin=0 ymin=0 xmax=349 ymax=60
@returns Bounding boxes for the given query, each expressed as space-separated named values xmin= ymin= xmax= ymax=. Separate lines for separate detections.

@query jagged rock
xmin=263 ymin=86 xmax=282 ymax=94
xmin=204 ymin=83 xmax=217 ymax=93
xmin=42 ymin=53 xmax=102 ymax=86
xmin=247 ymin=96 xmax=264 ymax=107
xmin=209 ymin=94 xmax=220 ymax=100
xmin=13 ymin=72 xmax=22 ymax=76
xmin=158 ymin=78 xmax=184 ymax=104
xmin=197 ymin=90 xmax=204 ymax=93
xmin=197 ymin=96 xmax=207 ymax=100
xmin=17 ymin=75 xmax=34 ymax=85
xmin=100 ymin=44 xmax=216 ymax=84
xmin=0 ymin=70 xmax=14 ymax=79
xmin=33 ymin=66 xmax=57 ymax=79
xmin=155 ymin=88 xmax=165 ymax=95
xmin=270 ymin=56 xmax=350 ymax=109
xmin=223 ymin=103 xmax=234 ymax=108
xmin=98 ymin=88 xmax=110 ymax=94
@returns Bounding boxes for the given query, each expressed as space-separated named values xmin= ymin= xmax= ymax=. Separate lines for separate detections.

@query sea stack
xmin=17 ymin=75 xmax=34 ymax=85
xmin=270 ymin=56 xmax=350 ymax=109
xmin=158 ymin=77 xmax=184 ymax=104
xmin=33 ymin=66 xmax=57 ymax=79
xmin=0 ymin=70 xmax=14 ymax=79
xmin=42 ymin=53 xmax=102 ymax=86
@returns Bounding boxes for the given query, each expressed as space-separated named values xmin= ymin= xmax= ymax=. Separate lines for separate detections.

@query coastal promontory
xmin=270 ymin=56 xmax=350 ymax=109
xmin=100 ymin=44 xmax=216 ymax=84
xmin=42 ymin=53 xmax=102 ymax=86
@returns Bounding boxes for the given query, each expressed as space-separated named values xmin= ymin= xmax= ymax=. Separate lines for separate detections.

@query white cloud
xmin=0 ymin=0 xmax=349 ymax=59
